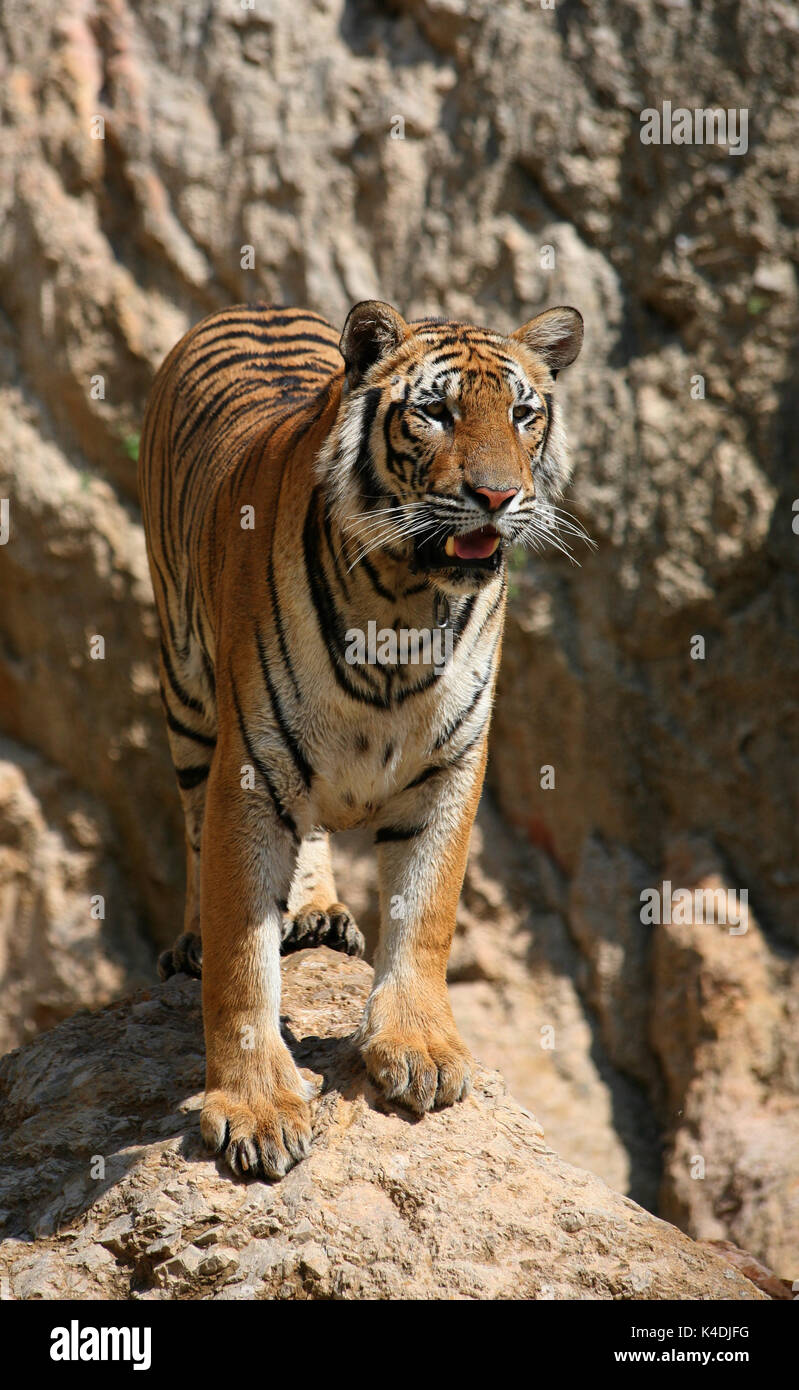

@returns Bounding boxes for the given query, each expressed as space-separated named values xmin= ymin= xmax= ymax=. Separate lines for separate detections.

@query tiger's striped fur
xmin=139 ymin=298 xmax=584 ymax=1179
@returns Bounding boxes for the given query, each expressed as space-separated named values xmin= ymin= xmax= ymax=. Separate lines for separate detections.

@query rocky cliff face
xmin=0 ymin=0 xmax=796 ymax=1279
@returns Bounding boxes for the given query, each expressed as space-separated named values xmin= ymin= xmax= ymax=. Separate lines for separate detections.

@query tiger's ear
xmin=340 ymin=300 xmax=409 ymax=388
xmin=511 ymin=306 xmax=583 ymax=377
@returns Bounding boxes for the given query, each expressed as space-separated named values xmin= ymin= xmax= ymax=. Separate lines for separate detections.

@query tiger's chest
xmin=307 ymin=710 xmax=430 ymax=831
xmin=276 ymin=636 xmax=487 ymax=835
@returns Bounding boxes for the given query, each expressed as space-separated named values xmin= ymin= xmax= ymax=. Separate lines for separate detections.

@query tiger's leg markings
xmin=199 ymin=730 xmax=314 ymax=1180
xmin=282 ymin=831 xmax=365 ymax=959
xmin=158 ymin=701 xmax=210 ymax=981
xmin=358 ymin=742 xmax=487 ymax=1113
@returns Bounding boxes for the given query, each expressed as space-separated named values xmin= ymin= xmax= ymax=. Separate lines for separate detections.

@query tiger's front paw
xmin=360 ymin=1025 xmax=473 ymax=1114
xmin=201 ymin=1087 xmax=313 ymax=1180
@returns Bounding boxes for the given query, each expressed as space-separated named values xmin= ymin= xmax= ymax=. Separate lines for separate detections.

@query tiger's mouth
xmin=412 ymin=524 xmax=503 ymax=573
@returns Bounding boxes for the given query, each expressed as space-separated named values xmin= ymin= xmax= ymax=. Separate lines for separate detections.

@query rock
xmin=0 ymin=950 xmax=764 ymax=1301
xmin=0 ymin=737 xmax=152 ymax=1055
xmin=568 ymin=836 xmax=661 ymax=1097
xmin=0 ymin=0 xmax=796 ymax=1278
xmin=651 ymin=840 xmax=799 ymax=1279
xmin=697 ymin=1240 xmax=795 ymax=1302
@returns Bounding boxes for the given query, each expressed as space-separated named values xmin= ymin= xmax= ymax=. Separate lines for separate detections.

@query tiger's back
xmin=139 ymin=302 xmax=343 ymax=719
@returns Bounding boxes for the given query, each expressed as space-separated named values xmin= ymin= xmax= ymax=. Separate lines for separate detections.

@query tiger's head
xmin=317 ymin=299 xmax=586 ymax=597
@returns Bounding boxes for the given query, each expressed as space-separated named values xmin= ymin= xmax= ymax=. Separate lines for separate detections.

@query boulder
xmin=0 ymin=950 xmax=764 ymax=1301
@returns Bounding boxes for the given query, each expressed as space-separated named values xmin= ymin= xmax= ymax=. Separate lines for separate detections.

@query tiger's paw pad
xmin=201 ymin=1088 xmax=313 ymax=1180
xmin=281 ymin=903 xmax=365 ymax=958
xmin=158 ymin=931 xmax=203 ymax=981
xmin=360 ymin=1030 xmax=473 ymax=1114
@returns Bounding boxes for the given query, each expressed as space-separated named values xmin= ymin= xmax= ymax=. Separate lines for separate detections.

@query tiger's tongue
xmin=454 ymin=527 xmax=498 ymax=560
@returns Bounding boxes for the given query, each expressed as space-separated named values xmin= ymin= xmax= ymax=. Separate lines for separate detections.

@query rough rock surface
xmin=0 ymin=950 xmax=765 ymax=1301
xmin=697 ymin=1241 xmax=795 ymax=1302
xmin=652 ymin=841 xmax=799 ymax=1280
xmin=0 ymin=736 xmax=151 ymax=1056
xmin=0 ymin=0 xmax=797 ymax=1277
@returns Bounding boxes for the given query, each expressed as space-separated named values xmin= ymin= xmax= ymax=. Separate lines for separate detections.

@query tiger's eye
xmin=512 ymin=403 xmax=535 ymax=424
xmin=421 ymin=400 xmax=452 ymax=425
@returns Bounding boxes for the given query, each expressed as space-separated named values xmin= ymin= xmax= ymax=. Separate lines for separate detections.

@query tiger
xmin=138 ymin=297 xmax=584 ymax=1180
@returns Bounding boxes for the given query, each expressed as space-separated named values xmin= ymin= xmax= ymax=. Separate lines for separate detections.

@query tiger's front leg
xmin=359 ymin=740 xmax=488 ymax=1113
xmin=198 ymin=732 xmax=313 ymax=1179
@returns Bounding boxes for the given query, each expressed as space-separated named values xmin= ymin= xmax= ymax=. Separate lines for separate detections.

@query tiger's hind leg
xmin=158 ymin=799 xmax=207 ymax=980
xmin=157 ymin=653 xmax=215 ymax=981
xmin=282 ymin=831 xmax=365 ymax=959
xmin=161 ymin=825 xmax=366 ymax=978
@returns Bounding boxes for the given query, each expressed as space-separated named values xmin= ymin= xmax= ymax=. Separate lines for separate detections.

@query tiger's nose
xmin=466 ymin=484 xmax=519 ymax=513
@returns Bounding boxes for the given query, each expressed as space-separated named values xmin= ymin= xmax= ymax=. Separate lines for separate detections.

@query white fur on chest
xmin=305 ymin=656 xmax=476 ymax=831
